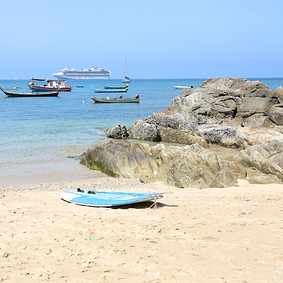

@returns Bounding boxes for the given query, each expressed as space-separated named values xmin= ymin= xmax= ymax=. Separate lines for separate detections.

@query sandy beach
xmin=0 ymin=176 xmax=283 ymax=283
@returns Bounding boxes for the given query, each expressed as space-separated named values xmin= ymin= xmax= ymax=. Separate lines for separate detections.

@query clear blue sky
xmin=1 ymin=0 xmax=282 ymax=79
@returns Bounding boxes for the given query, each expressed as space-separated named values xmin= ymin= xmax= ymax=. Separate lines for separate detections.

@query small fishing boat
xmin=174 ymin=86 xmax=193 ymax=89
xmin=3 ymin=86 xmax=19 ymax=90
xmin=122 ymin=57 xmax=131 ymax=83
xmin=94 ymin=88 xmax=128 ymax=93
xmin=91 ymin=94 xmax=140 ymax=103
xmin=103 ymin=84 xmax=128 ymax=89
xmin=28 ymin=78 xmax=72 ymax=92
xmin=0 ymin=87 xmax=59 ymax=97
xmin=60 ymin=189 xmax=163 ymax=207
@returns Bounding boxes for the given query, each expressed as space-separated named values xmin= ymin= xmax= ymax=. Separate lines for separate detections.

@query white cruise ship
xmin=53 ymin=67 xmax=111 ymax=80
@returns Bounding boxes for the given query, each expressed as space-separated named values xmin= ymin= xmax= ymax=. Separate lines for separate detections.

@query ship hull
xmin=53 ymin=74 xmax=110 ymax=80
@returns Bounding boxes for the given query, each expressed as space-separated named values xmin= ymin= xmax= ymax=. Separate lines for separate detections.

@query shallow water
xmin=0 ymin=77 xmax=282 ymax=185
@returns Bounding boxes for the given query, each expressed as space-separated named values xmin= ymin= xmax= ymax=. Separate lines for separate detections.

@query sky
xmin=0 ymin=0 xmax=283 ymax=79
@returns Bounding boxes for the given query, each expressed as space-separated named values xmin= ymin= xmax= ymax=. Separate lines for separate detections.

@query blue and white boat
xmin=60 ymin=189 xmax=163 ymax=207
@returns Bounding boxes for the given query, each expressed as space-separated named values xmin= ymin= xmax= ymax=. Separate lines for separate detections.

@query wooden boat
xmin=103 ymin=84 xmax=128 ymax=89
xmin=91 ymin=94 xmax=140 ymax=103
xmin=28 ymin=78 xmax=72 ymax=92
xmin=94 ymin=88 xmax=128 ymax=93
xmin=122 ymin=57 xmax=131 ymax=83
xmin=60 ymin=189 xmax=163 ymax=207
xmin=0 ymin=87 xmax=59 ymax=97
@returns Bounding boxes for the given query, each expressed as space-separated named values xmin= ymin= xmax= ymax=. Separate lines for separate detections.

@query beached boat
xmin=174 ymin=86 xmax=193 ymax=89
xmin=28 ymin=78 xmax=72 ymax=92
xmin=0 ymin=87 xmax=59 ymax=97
xmin=60 ymin=189 xmax=163 ymax=207
xmin=91 ymin=94 xmax=140 ymax=103
xmin=94 ymin=88 xmax=128 ymax=93
xmin=103 ymin=84 xmax=128 ymax=89
xmin=122 ymin=57 xmax=131 ymax=83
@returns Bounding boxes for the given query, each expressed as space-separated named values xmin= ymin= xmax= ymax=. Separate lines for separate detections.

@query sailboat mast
xmin=123 ymin=57 xmax=127 ymax=77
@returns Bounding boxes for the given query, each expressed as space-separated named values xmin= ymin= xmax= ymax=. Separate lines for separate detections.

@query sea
xmin=1 ymin=77 xmax=283 ymax=186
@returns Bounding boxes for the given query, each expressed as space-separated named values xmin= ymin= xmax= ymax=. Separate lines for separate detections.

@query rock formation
xmin=81 ymin=138 xmax=248 ymax=189
xmin=83 ymin=77 xmax=283 ymax=188
xmin=171 ymin=77 xmax=280 ymax=127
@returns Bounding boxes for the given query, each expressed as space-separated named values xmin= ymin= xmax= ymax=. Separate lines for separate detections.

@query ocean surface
xmin=1 ymin=77 xmax=283 ymax=186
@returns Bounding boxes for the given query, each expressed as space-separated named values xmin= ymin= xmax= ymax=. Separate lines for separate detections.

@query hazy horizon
xmin=1 ymin=0 xmax=282 ymax=80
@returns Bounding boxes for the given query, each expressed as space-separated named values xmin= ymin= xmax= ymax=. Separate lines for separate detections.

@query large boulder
xmin=128 ymin=120 xmax=161 ymax=142
xmin=233 ymin=142 xmax=283 ymax=180
xmin=170 ymin=77 xmax=280 ymax=126
xmin=268 ymin=104 xmax=283 ymax=125
xmin=81 ymin=138 xmax=249 ymax=189
xmin=106 ymin=124 xmax=128 ymax=139
xmin=275 ymin=86 xmax=283 ymax=103
xmin=80 ymin=138 xmax=164 ymax=181
xmin=157 ymin=127 xmax=209 ymax=147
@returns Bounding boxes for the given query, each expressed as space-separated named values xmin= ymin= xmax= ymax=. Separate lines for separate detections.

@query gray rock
xmin=233 ymin=142 xmax=283 ymax=180
xmin=170 ymin=77 xmax=279 ymax=126
xmin=268 ymin=104 xmax=283 ymax=125
xmin=196 ymin=125 xmax=239 ymax=147
xmin=106 ymin=124 xmax=129 ymax=139
xmin=275 ymin=86 xmax=283 ymax=103
xmin=80 ymin=138 xmax=164 ymax=180
xmin=143 ymin=112 xmax=185 ymax=129
xmin=81 ymin=138 xmax=248 ymax=189
xmin=128 ymin=120 xmax=161 ymax=142
xmin=157 ymin=126 xmax=209 ymax=147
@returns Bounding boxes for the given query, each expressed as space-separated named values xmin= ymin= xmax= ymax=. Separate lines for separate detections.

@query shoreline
xmin=1 ymin=178 xmax=283 ymax=282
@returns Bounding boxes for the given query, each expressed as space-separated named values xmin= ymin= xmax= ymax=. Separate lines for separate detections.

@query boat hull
xmin=103 ymin=84 xmax=128 ymax=89
xmin=0 ymin=87 xmax=59 ymax=97
xmin=91 ymin=97 xmax=140 ymax=103
xmin=122 ymin=79 xmax=131 ymax=83
xmin=94 ymin=89 xmax=128 ymax=93
xmin=60 ymin=190 xmax=163 ymax=207
xmin=53 ymin=74 xmax=111 ymax=80
xmin=29 ymin=84 xmax=71 ymax=92
xmin=174 ymin=86 xmax=192 ymax=89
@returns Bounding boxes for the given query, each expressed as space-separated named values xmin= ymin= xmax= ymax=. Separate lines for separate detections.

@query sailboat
xmin=122 ymin=57 xmax=131 ymax=83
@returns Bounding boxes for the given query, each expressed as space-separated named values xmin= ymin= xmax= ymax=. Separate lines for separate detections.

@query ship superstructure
xmin=53 ymin=67 xmax=111 ymax=80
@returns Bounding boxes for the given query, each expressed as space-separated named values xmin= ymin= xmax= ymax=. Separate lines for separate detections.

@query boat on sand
xmin=60 ymin=189 xmax=163 ymax=207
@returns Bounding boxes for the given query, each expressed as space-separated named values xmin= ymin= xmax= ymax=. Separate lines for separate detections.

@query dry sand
xmin=1 ymin=177 xmax=283 ymax=282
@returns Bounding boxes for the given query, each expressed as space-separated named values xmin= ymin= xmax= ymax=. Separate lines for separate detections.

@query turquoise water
xmin=1 ymin=78 xmax=282 ymax=185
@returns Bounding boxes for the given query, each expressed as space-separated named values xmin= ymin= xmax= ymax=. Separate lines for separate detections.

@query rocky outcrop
xmin=81 ymin=138 xmax=249 ymax=189
xmin=81 ymin=77 xmax=283 ymax=188
xmin=170 ymin=77 xmax=280 ymax=126
xmin=268 ymin=104 xmax=283 ymax=125
xmin=128 ymin=120 xmax=161 ymax=142
xmin=80 ymin=138 xmax=163 ymax=180
xmin=233 ymin=142 xmax=283 ymax=178
xmin=106 ymin=124 xmax=129 ymax=139
xmin=124 ymin=78 xmax=283 ymax=148
xmin=157 ymin=127 xmax=209 ymax=147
